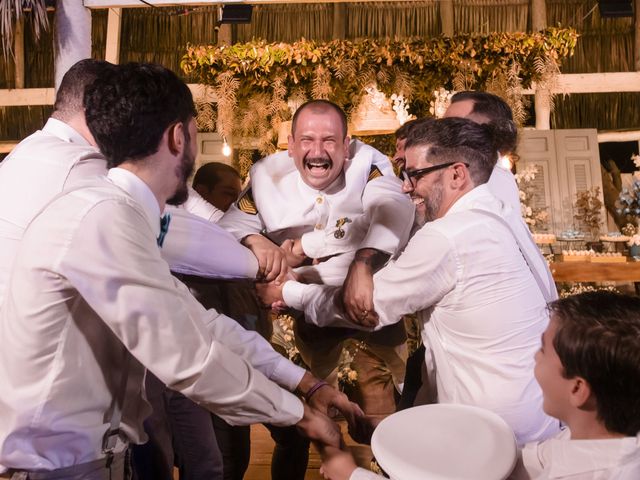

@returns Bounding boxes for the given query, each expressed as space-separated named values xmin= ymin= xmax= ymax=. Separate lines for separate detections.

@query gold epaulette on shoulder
xmin=237 ymin=188 xmax=258 ymax=215
xmin=368 ymin=165 xmax=383 ymax=182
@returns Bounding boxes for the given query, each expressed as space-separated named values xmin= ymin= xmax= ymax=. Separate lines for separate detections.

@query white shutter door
xmin=516 ymin=130 xmax=562 ymax=231
xmin=554 ymin=129 xmax=604 ymax=234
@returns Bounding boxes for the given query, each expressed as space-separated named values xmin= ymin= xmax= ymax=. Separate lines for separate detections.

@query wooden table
xmin=550 ymin=261 xmax=640 ymax=282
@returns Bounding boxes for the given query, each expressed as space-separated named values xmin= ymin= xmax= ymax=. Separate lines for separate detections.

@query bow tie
xmin=157 ymin=213 xmax=171 ymax=247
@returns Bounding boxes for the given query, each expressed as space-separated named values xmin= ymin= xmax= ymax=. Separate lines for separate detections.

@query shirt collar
xmin=445 ymin=184 xmax=496 ymax=217
xmin=545 ymin=432 xmax=639 ymax=478
xmin=107 ymin=167 xmax=162 ymax=238
xmin=42 ymin=118 xmax=91 ymax=147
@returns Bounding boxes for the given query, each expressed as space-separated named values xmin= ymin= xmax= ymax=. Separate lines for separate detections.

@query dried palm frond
xmin=391 ymin=67 xmax=414 ymax=98
xmin=333 ymin=58 xmax=357 ymax=81
xmin=212 ymin=71 xmax=239 ymax=139
xmin=311 ymin=64 xmax=332 ymax=99
xmin=376 ymin=68 xmax=390 ymax=86
xmin=1 ymin=0 xmax=49 ymax=59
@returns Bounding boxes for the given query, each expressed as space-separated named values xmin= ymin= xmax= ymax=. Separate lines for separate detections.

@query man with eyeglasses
xmin=258 ymin=117 xmax=560 ymax=447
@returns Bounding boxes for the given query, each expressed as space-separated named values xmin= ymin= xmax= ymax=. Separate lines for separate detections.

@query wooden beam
xmin=105 ymin=8 xmax=122 ymax=64
xmin=84 ymin=0 xmax=420 ymax=7
xmin=0 ymin=88 xmax=56 ymax=106
xmin=0 ymin=84 xmax=208 ymax=106
xmin=597 ymin=130 xmax=640 ymax=143
xmin=530 ymin=0 xmax=546 ymax=32
xmin=521 ymin=72 xmax=640 ymax=94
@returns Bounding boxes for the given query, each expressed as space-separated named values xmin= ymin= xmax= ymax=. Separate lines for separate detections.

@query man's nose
xmin=308 ymin=140 xmax=325 ymax=157
xmin=401 ymin=178 xmax=414 ymax=193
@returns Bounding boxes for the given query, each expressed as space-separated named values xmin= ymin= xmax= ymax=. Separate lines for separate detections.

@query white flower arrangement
xmin=514 ymin=164 xmax=549 ymax=231
xmin=429 ymin=88 xmax=454 ymax=119
xmin=628 ymin=234 xmax=640 ymax=247
xmin=390 ymin=93 xmax=415 ymax=126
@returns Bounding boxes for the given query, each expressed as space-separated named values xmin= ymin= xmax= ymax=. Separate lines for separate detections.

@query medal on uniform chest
xmin=334 ymin=217 xmax=352 ymax=239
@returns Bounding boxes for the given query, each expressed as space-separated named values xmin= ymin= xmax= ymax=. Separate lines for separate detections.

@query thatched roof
xmin=1 ymin=0 xmax=639 ymax=145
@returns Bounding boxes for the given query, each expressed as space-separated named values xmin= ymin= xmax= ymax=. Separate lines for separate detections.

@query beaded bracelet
xmin=304 ymin=380 xmax=330 ymax=402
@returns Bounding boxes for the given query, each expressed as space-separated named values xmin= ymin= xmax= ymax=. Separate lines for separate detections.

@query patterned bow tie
xmin=157 ymin=213 xmax=171 ymax=247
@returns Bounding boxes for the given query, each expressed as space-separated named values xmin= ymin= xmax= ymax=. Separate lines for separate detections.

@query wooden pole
xmin=635 ymin=0 xmax=640 ymax=71
xmin=531 ymin=0 xmax=547 ymax=32
xmin=105 ymin=8 xmax=122 ymax=64
xmin=531 ymin=0 xmax=549 ymax=129
xmin=332 ymin=3 xmax=346 ymax=39
xmin=441 ymin=0 xmax=454 ymax=36
xmin=14 ymin=17 xmax=25 ymax=89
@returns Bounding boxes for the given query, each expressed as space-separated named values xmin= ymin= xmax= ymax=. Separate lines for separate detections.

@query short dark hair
xmin=450 ymin=91 xmax=517 ymax=155
xmin=291 ymin=100 xmax=348 ymax=139
xmin=549 ymin=291 xmax=640 ymax=436
xmin=192 ymin=162 xmax=241 ymax=191
xmin=52 ymin=59 xmax=114 ymax=122
xmin=395 ymin=118 xmax=420 ymax=141
xmin=405 ymin=117 xmax=497 ymax=185
xmin=84 ymin=62 xmax=196 ymax=168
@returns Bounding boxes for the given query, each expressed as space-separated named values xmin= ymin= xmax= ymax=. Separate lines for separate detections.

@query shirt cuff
xmin=282 ymin=281 xmax=308 ymax=311
xmin=300 ymin=230 xmax=325 ymax=259
xmin=270 ymin=356 xmax=306 ymax=392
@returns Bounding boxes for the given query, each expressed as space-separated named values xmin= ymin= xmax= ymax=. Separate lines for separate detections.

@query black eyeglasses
xmin=400 ymin=161 xmax=469 ymax=186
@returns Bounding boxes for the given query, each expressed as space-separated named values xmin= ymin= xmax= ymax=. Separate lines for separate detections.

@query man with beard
xmin=0 ymin=63 xmax=350 ymax=478
xmin=258 ymin=117 xmax=560 ymax=447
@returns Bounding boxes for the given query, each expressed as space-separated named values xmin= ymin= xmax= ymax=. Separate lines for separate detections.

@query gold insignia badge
xmin=368 ymin=165 xmax=383 ymax=182
xmin=237 ymin=188 xmax=258 ymax=215
xmin=334 ymin=217 xmax=352 ymax=239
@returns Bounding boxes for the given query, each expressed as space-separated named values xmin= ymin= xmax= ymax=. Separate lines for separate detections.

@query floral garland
xmin=181 ymin=28 xmax=578 ymax=154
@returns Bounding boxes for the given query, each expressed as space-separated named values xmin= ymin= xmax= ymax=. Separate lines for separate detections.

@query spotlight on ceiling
xmin=219 ymin=5 xmax=253 ymax=24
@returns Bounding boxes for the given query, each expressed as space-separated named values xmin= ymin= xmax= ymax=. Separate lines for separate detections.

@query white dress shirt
xmin=513 ymin=429 xmax=640 ymax=479
xmin=164 ymin=188 xmax=259 ymax=279
xmin=219 ymin=140 xmax=414 ymax=286
xmin=0 ymin=168 xmax=305 ymax=471
xmin=284 ymin=185 xmax=559 ymax=445
xmin=182 ymin=186 xmax=225 ymax=223
xmin=0 ymin=118 xmax=105 ymax=302
xmin=0 ymin=119 xmax=257 ymax=299
xmin=488 ymin=162 xmax=557 ymax=301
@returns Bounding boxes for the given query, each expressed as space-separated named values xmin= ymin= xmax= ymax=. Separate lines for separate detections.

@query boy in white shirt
xmin=511 ymin=291 xmax=640 ymax=480
xmin=319 ymin=291 xmax=640 ymax=480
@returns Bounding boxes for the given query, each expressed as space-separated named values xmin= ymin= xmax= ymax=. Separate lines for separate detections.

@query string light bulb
xmin=222 ymin=138 xmax=232 ymax=157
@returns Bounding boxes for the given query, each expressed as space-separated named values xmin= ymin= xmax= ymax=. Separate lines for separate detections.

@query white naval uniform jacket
xmin=219 ymin=140 xmax=415 ymax=286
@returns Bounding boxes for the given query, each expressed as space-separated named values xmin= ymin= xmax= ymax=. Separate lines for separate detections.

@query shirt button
xmin=315 ymin=224 xmax=324 ymax=230
xmin=316 ymin=196 xmax=323 ymax=204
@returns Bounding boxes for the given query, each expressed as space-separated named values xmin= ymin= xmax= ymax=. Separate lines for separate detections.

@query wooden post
xmin=635 ymin=0 xmax=640 ymax=71
xmin=332 ymin=3 xmax=346 ymax=40
xmin=534 ymin=88 xmax=551 ymax=130
xmin=14 ymin=17 xmax=25 ymax=89
xmin=217 ymin=24 xmax=232 ymax=46
xmin=531 ymin=0 xmax=547 ymax=32
xmin=105 ymin=8 xmax=122 ymax=64
xmin=54 ymin=0 xmax=92 ymax=90
xmin=531 ymin=0 xmax=550 ymax=129
xmin=441 ymin=0 xmax=454 ymax=36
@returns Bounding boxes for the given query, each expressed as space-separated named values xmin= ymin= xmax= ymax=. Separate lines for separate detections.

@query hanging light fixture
xmin=221 ymin=137 xmax=232 ymax=157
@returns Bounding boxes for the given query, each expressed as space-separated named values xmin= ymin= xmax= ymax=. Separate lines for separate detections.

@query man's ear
xmin=287 ymin=135 xmax=295 ymax=157
xmin=343 ymin=135 xmax=351 ymax=159
xmin=167 ymin=122 xmax=185 ymax=155
xmin=450 ymin=162 xmax=468 ymax=188
xmin=569 ymin=376 xmax=593 ymax=409
xmin=193 ymin=183 xmax=208 ymax=197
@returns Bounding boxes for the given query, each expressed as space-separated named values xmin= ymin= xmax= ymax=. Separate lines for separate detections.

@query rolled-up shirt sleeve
xmin=283 ymin=227 xmax=456 ymax=330
xmin=61 ymin=199 xmax=303 ymax=427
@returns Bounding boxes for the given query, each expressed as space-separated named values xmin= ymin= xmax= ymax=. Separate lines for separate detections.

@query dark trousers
xmin=131 ymin=373 xmax=223 ymax=480
xmin=211 ymin=414 xmax=310 ymax=480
